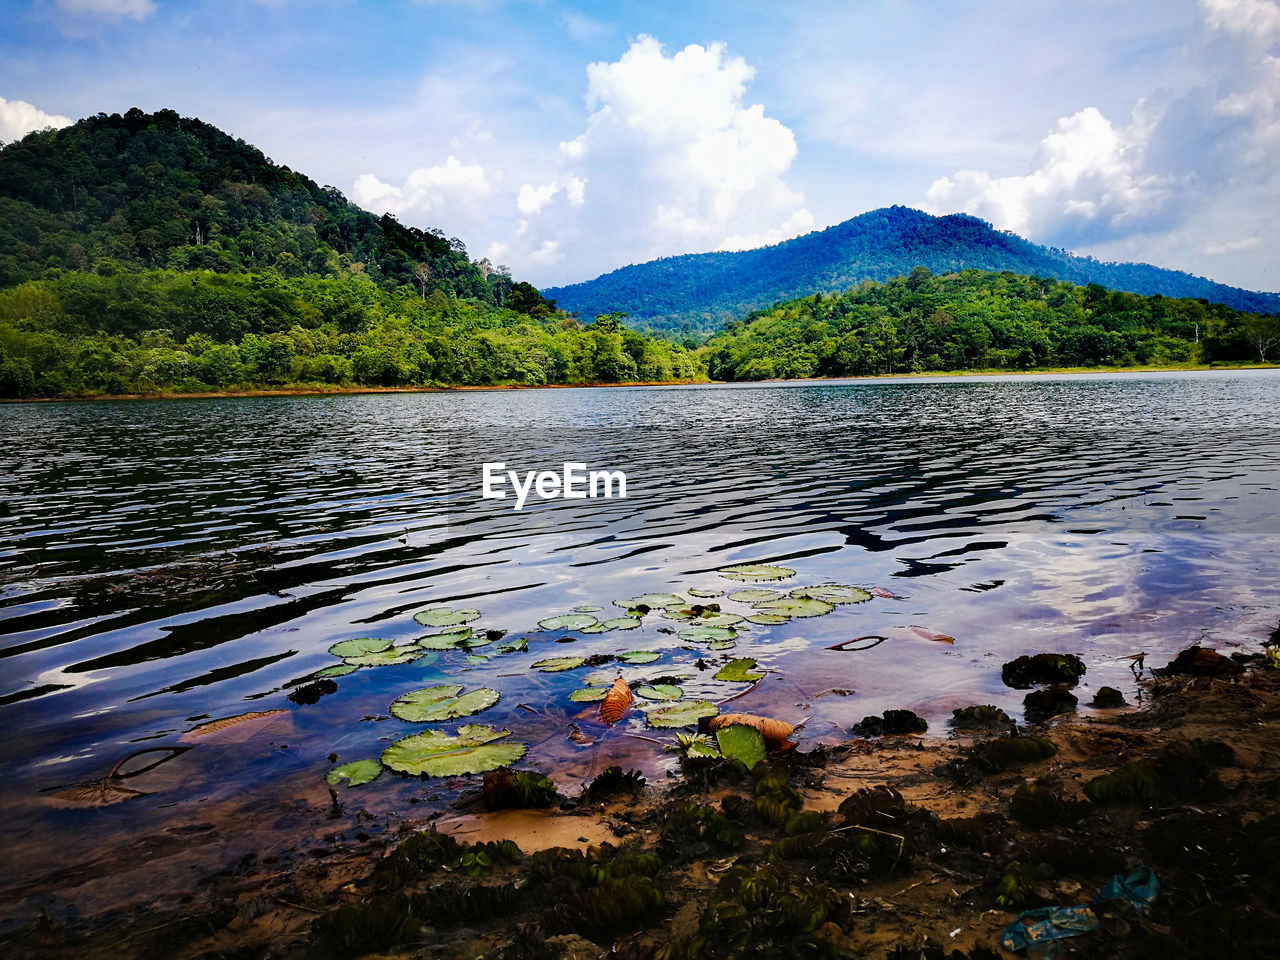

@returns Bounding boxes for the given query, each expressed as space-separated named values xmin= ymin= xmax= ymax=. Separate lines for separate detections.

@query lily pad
xmin=676 ymin=732 xmax=721 ymax=758
xmin=415 ymin=628 xmax=475 ymax=650
xmin=498 ymin=637 xmax=528 ymax=653
xmin=614 ymin=593 xmax=684 ymax=610
xmin=344 ymin=648 xmax=421 ymax=667
xmin=619 ymin=650 xmax=661 ymax=664
xmin=380 ymin=724 xmax=526 ymax=777
xmin=568 ymin=685 xmax=611 ymax=702
xmin=325 ymin=759 xmax=382 ymax=787
xmin=661 ymin=605 xmax=697 ymax=621
xmin=573 ymin=604 xmax=603 ymax=613
xmin=537 ymin=613 xmax=599 ymax=632
xmin=715 ymin=724 xmax=766 ymax=769
xmin=531 ymin=656 xmax=586 ymax=672
xmin=635 ymin=683 xmax=683 ymax=701
xmin=713 ymin=658 xmax=764 ymax=682
xmin=698 ymin=614 xmax=744 ymax=628
xmin=316 ymin=664 xmax=358 ymax=678
xmin=580 ymin=616 xmax=642 ymax=634
xmin=728 ymin=589 xmax=783 ymax=603
xmin=790 ymin=584 xmax=873 ymax=605
xmin=645 ymin=699 xmax=720 ymax=729
xmin=679 ymin=626 xmax=737 ymax=644
xmin=746 ymin=613 xmax=790 ymax=626
xmin=708 ymin=639 xmax=737 ymax=650
xmin=464 ymin=654 xmax=490 ymax=665
xmin=718 ymin=564 xmax=796 ymax=583
xmin=389 ymin=684 xmax=500 ymax=722
xmin=328 ymin=636 xmax=391 ymax=658
xmin=688 ymin=588 xmax=723 ymax=598
xmin=753 ymin=596 xmax=835 ymax=618
xmin=413 ymin=606 xmax=480 ymax=628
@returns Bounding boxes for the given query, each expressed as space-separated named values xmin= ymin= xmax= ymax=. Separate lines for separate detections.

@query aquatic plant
xmin=1022 ymin=685 xmax=1078 ymax=721
xmin=715 ymin=724 xmax=767 ymax=769
xmin=619 ymin=650 xmax=661 ymax=664
xmin=679 ymin=626 xmax=737 ymax=643
xmin=413 ymin=606 xmax=480 ymax=628
xmin=388 ymin=684 xmax=500 ymax=722
xmin=713 ymin=658 xmax=764 ymax=682
xmin=645 ymin=699 xmax=719 ymax=728
xmin=1089 ymin=686 xmax=1127 ymax=708
xmin=381 ymin=724 xmax=526 ymax=777
xmin=415 ymin=627 xmax=475 ymax=650
xmin=482 ymin=768 xmax=558 ymax=809
xmin=328 ymin=636 xmax=391 ymax=658
xmin=849 ymin=709 xmax=927 ymax=736
xmin=1001 ymin=653 xmax=1087 ymax=688
xmin=614 ymin=592 xmax=684 ymax=611
xmin=580 ymin=616 xmax=642 ymax=633
xmin=636 ymin=683 xmax=683 ymax=700
xmin=288 ymin=679 xmax=337 ymax=704
xmin=315 ymin=663 xmax=358 ymax=678
xmin=1009 ymin=784 xmax=1091 ymax=827
xmin=708 ymin=713 xmax=795 ymax=748
xmin=688 ymin=588 xmax=723 ymax=598
xmin=325 ymin=758 xmax=382 ymax=787
xmin=745 ymin=613 xmax=790 ymax=625
xmin=789 ymin=584 xmax=872 ymax=604
xmin=568 ymin=685 xmax=611 ymax=702
xmin=751 ymin=596 xmax=834 ymax=618
xmin=531 ymin=656 xmax=586 ymax=672
xmin=537 ymin=613 xmax=599 ymax=631
xmin=718 ymin=564 xmax=796 ymax=582
xmin=582 ymin=765 xmax=646 ymax=800
xmin=948 ymin=704 xmax=1015 ymax=733
xmin=728 ymin=588 xmax=783 ymax=602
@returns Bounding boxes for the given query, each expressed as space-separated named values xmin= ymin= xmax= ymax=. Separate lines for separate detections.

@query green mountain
xmin=0 ymin=109 xmax=703 ymax=397
xmin=703 ymin=267 xmax=1273 ymax=380
xmin=544 ymin=206 xmax=1280 ymax=331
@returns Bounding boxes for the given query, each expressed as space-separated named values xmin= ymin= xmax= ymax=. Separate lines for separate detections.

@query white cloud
xmin=351 ymin=156 xmax=493 ymax=233
xmin=508 ymin=35 xmax=812 ymax=283
xmin=924 ymin=106 xmax=1181 ymax=245
xmin=55 ymin=0 xmax=155 ymax=19
xmin=0 ymin=97 xmax=72 ymax=143
xmin=1204 ymin=236 xmax=1262 ymax=254
xmin=1199 ymin=0 xmax=1280 ymax=40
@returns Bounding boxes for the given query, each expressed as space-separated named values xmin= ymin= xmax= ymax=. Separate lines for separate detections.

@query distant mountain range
xmin=544 ymin=206 xmax=1280 ymax=331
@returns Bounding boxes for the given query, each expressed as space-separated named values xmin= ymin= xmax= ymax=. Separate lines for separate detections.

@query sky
xmin=2 ymin=0 xmax=1277 ymax=292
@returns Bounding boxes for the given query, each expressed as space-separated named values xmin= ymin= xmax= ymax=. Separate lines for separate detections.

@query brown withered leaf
xmin=48 ymin=781 xmax=146 ymax=805
xmin=180 ymin=709 xmax=289 ymax=743
xmin=708 ymin=713 xmax=795 ymax=748
xmin=598 ymin=676 xmax=633 ymax=727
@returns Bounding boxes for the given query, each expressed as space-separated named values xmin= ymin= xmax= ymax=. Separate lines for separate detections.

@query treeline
xmin=0 ymin=268 xmax=704 ymax=397
xmin=702 ymin=267 xmax=1278 ymax=380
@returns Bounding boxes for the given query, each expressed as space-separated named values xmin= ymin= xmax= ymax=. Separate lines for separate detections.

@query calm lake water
xmin=1 ymin=370 xmax=1279 ymax=915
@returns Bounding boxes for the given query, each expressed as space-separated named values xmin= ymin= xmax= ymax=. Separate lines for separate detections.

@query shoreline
xmin=2 ymin=361 xmax=1276 ymax=404
xmin=5 ymin=641 xmax=1277 ymax=959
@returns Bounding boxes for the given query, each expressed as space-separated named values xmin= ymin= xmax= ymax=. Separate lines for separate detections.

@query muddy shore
xmin=3 ymin=642 xmax=1278 ymax=960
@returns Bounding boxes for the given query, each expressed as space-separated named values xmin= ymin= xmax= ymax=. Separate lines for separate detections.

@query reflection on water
xmin=1 ymin=370 xmax=1278 ymax=896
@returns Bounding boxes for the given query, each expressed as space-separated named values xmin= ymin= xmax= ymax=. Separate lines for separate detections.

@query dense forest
xmin=702 ymin=267 xmax=1279 ymax=380
xmin=546 ymin=206 xmax=1280 ymax=333
xmin=0 ymin=110 xmax=703 ymax=397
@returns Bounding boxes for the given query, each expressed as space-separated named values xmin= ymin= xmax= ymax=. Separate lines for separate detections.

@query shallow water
xmin=1 ymin=370 xmax=1279 ymax=904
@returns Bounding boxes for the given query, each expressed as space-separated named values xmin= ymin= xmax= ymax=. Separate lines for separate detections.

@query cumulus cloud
xmin=927 ymin=0 xmax=1280 ymax=256
xmin=55 ymin=0 xmax=155 ymax=18
xmin=1204 ymin=236 xmax=1263 ymax=255
xmin=351 ymin=156 xmax=493 ymax=235
xmin=0 ymin=97 xmax=72 ymax=143
xmin=508 ymin=35 xmax=813 ymax=282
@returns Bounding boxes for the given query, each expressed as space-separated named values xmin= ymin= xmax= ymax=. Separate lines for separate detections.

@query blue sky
xmin=2 ymin=0 xmax=1277 ymax=291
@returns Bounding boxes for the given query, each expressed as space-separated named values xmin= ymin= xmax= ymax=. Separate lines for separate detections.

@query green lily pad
xmin=316 ymin=664 xmax=358 ymax=678
xmin=498 ymin=637 xmax=528 ymax=653
xmin=414 ymin=606 xmax=480 ymax=628
xmin=568 ymin=685 xmax=611 ymax=702
xmin=728 ymin=589 xmax=783 ymax=603
xmin=325 ymin=759 xmax=382 ymax=787
xmin=537 ymin=613 xmax=599 ymax=631
xmin=645 ymin=699 xmax=720 ymax=728
xmin=531 ymin=656 xmax=585 ymax=672
xmin=573 ymin=604 xmax=603 ymax=613
xmin=708 ymin=639 xmax=737 ymax=650
xmin=679 ymin=626 xmax=737 ymax=644
xmin=715 ymin=724 xmax=766 ymax=769
xmin=688 ymin=588 xmax=723 ymax=598
xmin=698 ymin=614 xmax=744 ymax=628
xmin=753 ymin=596 xmax=835 ymax=618
xmin=580 ymin=616 xmax=642 ymax=634
xmin=415 ymin=627 xmax=475 ymax=650
xmin=380 ymin=724 xmax=526 ymax=777
xmin=614 ymin=593 xmax=684 ymax=610
xmin=636 ymin=683 xmax=683 ymax=701
xmin=790 ymin=584 xmax=873 ymax=605
xmin=389 ymin=684 xmax=500 ymax=722
xmin=713 ymin=658 xmax=764 ymax=682
xmin=718 ymin=564 xmax=796 ymax=583
xmin=464 ymin=654 xmax=490 ymax=665
xmin=328 ymin=636 xmax=391 ymax=658
xmin=619 ymin=650 xmax=661 ymax=664
xmin=661 ymin=605 xmax=697 ymax=621
xmin=344 ymin=648 xmax=420 ymax=667
xmin=745 ymin=613 xmax=790 ymax=626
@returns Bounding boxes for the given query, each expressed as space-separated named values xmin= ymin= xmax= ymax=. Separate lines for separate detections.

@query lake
xmin=1 ymin=370 xmax=1278 ymax=917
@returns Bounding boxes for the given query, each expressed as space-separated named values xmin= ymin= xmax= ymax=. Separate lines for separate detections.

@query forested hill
xmin=545 ymin=206 xmax=1280 ymax=332
xmin=0 ymin=107 xmax=507 ymax=302
xmin=702 ymin=267 xmax=1273 ymax=381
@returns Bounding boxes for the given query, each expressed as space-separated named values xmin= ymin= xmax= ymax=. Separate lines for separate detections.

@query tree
xmin=1244 ymin=314 xmax=1280 ymax=362
xmin=413 ymin=263 xmax=433 ymax=301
